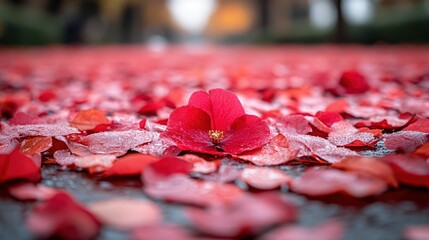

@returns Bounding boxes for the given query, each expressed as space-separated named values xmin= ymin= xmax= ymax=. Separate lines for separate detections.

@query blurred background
xmin=0 ymin=0 xmax=428 ymax=45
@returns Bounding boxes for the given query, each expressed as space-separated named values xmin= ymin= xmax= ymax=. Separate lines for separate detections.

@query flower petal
xmin=222 ymin=115 xmax=270 ymax=155
xmin=162 ymin=106 xmax=221 ymax=155
xmin=189 ymin=89 xmax=245 ymax=131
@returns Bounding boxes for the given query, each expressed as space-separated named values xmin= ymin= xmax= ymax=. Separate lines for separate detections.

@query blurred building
xmin=0 ymin=0 xmax=428 ymax=45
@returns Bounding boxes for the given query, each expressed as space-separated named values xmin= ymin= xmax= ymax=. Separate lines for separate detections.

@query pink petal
xmin=162 ymin=106 xmax=221 ymax=155
xmin=333 ymin=156 xmax=398 ymax=187
xmin=186 ymin=192 xmax=297 ymax=237
xmin=132 ymin=224 xmax=194 ymax=240
xmin=261 ymin=220 xmax=344 ymax=240
xmin=53 ymin=150 xmax=116 ymax=172
xmin=189 ymin=89 xmax=245 ymax=131
xmin=8 ymin=183 xmax=59 ymax=201
xmin=222 ymin=115 xmax=271 ymax=155
xmin=382 ymin=155 xmax=429 ymax=188
xmin=328 ymin=121 xmax=377 ymax=147
xmin=143 ymin=173 xmax=244 ymax=207
xmin=383 ymin=131 xmax=429 ymax=153
xmin=7 ymin=123 xmax=79 ymax=137
xmin=290 ymin=168 xmax=388 ymax=197
xmin=403 ymin=225 xmax=429 ymax=240
xmin=87 ymin=198 xmax=161 ymax=230
xmin=237 ymin=134 xmax=297 ymax=166
xmin=240 ymin=167 xmax=291 ymax=189
xmin=283 ymin=134 xmax=358 ymax=163
xmin=181 ymin=154 xmax=218 ymax=174
xmin=82 ymin=129 xmax=158 ymax=156
xmin=279 ymin=115 xmax=312 ymax=135
xmin=26 ymin=192 xmax=100 ymax=240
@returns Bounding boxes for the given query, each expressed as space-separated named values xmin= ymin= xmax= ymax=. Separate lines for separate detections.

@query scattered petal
xmin=132 ymin=224 xmax=194 ymax=240
xmin=70 ymin=109 xmax=111 ymax=131
xmin=8 ymin=183 xmax=59 ymax=201
xmin=403 ymin=225 xmax=429 ymax=240
xmin=261 ymin=220 xmax=344 ymax=240
xmin=0 ymin=148 xmax=41 ymax=183
xmin=237 ymin=134 xmax=297 ymax=166
xmin=186 ymin=192 xmax=297 ymax=237
xmin=101 ymin=153 xmax=159 ymax=177
xmin=26 ymin=192 xmax=100 ymax=240
xmin=87 ymin=198 xmax=162 ymax=230
xmin=82 ymin=130 xmax=158 ymax=155
xmin=383 ymin=131 xmax=429 ymax=153
xmin=382 ymin=155 xmax=429 ymax=188
xmin=290 ymin=168 xmax=387 ymax=197
xmin=20 ymin=136 xmax=52 ymax=156
xmin=333 ymin=156 xmax=398 ymax=187
xmin=240 ymin=167 xmax=291 ymax=189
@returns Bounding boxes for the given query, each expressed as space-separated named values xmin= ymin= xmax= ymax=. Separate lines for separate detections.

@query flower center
xmin=208 ymin=130 xmax=224 ymax=144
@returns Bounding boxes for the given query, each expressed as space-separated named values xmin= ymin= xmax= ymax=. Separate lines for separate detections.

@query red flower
xmin=161 ymin=89 xmax=270 ymax=155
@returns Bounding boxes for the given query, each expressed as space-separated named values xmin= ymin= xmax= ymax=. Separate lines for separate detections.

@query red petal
xmin=0 ymin=148 xmax=41 ymax=183
xmin=333 ymin=156 xmax=398 ymax=187
xmin=261 ymin=221 xmax=344 ymax=240
xmin=70 ymin=109 xmax=111 ymax=131
xmin=338 ymin=70 xmax=370 ymax=94
xmin=382 ymin=155 xmax=429 ymax=188
xmin=162 ymin=106 xmax=220 ymax=155
xmin=290 ymin=168 xmax=387 ymax=197
xmin=147 ymin=156 xmax=192 ymax=178
xmin=186 ymin=192 xmax=297 ymax=237
xmin=403 ymin=118 xmax=429 ymax=133
xmin=384 ymin=131 xmax=429 ymax=153
xmin=101 ymin=153 xmax=159 ymax=177
xmin=189 ymin=89 xmax=245 ymax=131
xmin=240 ymin=167 xmax=291 ymax=189
xmin=222 ymin=115 xmax=271 ymax=155
xmin=26 ymin=192 xmax=100 ymax=240
xmin=414 ymin=141 xmax=429 ymax=157
xmin=315 ymin=111 xmax=344 ymax=127
xmin=87 ymin=198 xmax=161 ymax=230
xmin=9 ymin=112 xmax=44 ymax=125
xmin=237 ymin=134 xmax=297 ymax=166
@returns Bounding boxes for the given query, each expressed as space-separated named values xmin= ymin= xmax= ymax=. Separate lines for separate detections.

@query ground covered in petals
xmin=1 ymin=46 xmax=429 ymax=240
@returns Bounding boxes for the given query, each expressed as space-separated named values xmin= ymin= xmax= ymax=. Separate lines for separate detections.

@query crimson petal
xmin=189 ymin=89 xmax=245 ymax=131
xmin=222 ymin=115 xmax=270 ymax=155
xmin=162 ymin=106 xmax=220 ymax=155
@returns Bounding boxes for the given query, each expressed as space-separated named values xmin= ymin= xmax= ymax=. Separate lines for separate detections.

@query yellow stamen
xmin=208 ymin=130 xmax=224 ymax=144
